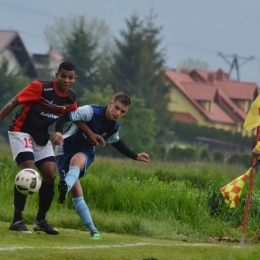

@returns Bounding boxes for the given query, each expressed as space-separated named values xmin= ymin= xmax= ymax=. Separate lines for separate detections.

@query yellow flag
xmin=243 ymin=94 xmax=260 ymax=131
xmin=220 ymin=168 xmax=251 ymax=208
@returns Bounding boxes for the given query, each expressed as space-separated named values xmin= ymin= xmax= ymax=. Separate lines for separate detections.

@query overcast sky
xmin=1 ymin=0 xmax=260 ymax=84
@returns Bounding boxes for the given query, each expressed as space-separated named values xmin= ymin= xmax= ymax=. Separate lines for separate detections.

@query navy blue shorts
xmin=56 ymin=151 xmax=94 ymax=179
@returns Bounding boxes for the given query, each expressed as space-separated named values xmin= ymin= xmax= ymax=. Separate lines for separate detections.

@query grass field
xmin=1 ymin=222 xmax=260 ymax=260
xmin=1 ymin=144 xmax=260 ymax=259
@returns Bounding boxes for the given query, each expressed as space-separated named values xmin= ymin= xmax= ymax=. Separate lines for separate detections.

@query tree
xmin=0 ymin=59 xmax=30 ymax=140
xmin=79 ymin=85 xmax=114 ymax=106
xmin=108 ymin=13 xmax=173 ymax=139
xmin=44 ymin=16 xmax=113 ymax=98
xmin=119 ymin=97 xmax=155 ymax=153
xmin=63 ymin=18 xmax=98 ymax=96
xmin=177 ymin=58 xmax=209 ymax=71
xmin=36 ymin=57 xmax=53 ymax=80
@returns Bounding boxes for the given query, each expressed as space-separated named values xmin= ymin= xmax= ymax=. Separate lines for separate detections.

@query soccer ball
xmin=15 ymin=168 xmax=42 ymax=195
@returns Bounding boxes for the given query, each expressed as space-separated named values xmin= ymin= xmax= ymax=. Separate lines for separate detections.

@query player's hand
xmin=136 ymin=153 xmax=149 ymax=163
xmin=52 ymin=132 xmax=63 ymax=146
xmin=88 ymin=132 xmax=105 ymax=146
xmin=252 ymin=147 xmax=260 ymax=159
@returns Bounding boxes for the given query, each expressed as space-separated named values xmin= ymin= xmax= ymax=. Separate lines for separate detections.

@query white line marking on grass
xmin=0 ymin=242 xmax=238 ymax=252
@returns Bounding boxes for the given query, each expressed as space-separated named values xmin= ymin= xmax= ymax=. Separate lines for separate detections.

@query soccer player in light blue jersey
xmin=55 ymin=92 xmax=149 ymax=239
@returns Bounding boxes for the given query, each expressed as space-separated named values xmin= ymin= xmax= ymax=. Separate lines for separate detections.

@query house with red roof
xmin=0 ymin=30 xmax=64 ymax=79
xmin=165 ymin=68 xmax=259 ymax=137
xmin=32 ymin=46 xmax=64 ymax=79
xmin=0 ymin=30 xmax=37 ymax=78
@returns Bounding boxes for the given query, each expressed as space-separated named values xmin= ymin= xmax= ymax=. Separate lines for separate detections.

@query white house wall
xmin=0 ymin=49 xmax=20 ymax=74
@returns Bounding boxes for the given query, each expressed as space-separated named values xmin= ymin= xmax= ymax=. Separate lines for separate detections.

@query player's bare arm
xmin=0 ymin=96 xmax=19 ymax=122
xmin=74 ymin=121 xmax=105 ymax=146
xmin=52 ymin=132 xmax=63 ymax=146
xmin=136 ymin=153 xmax=149 ymax=163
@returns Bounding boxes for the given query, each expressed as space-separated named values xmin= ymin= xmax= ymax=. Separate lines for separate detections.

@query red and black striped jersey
xmin=9 ymin=80 xmax=77 ymax=146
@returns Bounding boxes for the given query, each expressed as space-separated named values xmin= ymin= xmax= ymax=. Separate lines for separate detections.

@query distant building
xmin=0 ymin=30 xmax=37 ymax=78
xmin=165 ymin=68 xmax=259 ymax=137
xmin=32 ymin=47 xmax=63 ymax=79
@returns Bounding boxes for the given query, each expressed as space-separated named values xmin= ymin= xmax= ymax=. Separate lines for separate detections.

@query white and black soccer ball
xmin=15 ymin=168 xmax=42 ymax=195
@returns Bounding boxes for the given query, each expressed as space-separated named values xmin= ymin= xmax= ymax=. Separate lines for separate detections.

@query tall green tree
xmin=63 ymin=17 xmax=98 ymax=96
xmin=79 ymin=85 xmax=114 ymax=106
xmin=36 ymin=57 xmax=53 ymax=80
xmin=0 ymin=60 xmax=30 ymax=141
xmin=108 ymin=13 xmax=173 ymax=139
xmin=44 ymin=16 xmax=113 ymax=98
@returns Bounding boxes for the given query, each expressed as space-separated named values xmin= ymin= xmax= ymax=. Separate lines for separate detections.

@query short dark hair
xmin=113 ymin=92 xmax=132 ymax=107
xmin=58 ymin=62 xmax=77 ymax=73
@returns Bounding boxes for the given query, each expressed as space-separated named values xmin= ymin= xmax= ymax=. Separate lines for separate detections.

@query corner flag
xmin=243 ymin=94 xmax=260 ymax=131
xmin=220 ymin=168 xmax=251 ymax=208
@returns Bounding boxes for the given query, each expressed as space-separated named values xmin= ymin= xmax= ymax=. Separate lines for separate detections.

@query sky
xmin=1 ymin=0 xmax=260 ymax=84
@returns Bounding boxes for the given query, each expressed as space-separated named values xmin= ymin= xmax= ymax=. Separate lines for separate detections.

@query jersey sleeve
xmin=68 ymin=101 xmax=78 ymax=112
xmin=69 ymin=105 xmax=93 ymax=122
xmin=17 ymin=80 xmax=42 ymax=104
xmin=106 ymin=131 xmax=120 ymax=144
xmin=111 ymin=138 xmax=138 ymax=160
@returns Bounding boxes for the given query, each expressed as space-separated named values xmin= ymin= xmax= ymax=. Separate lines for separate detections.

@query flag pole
xmin=240 ymin=126 xmax=260 ymax=246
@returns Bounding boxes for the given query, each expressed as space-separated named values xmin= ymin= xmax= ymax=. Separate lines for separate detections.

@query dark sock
xmin=13 ymin=185 xmax=27 ymax=222
xmin=13 ymin=212 xmax=22 ymax=223
xmin=36 ymin=211 xmax=46 ymax=222
xmin=36 ymin=182 xmax=54 ymax=222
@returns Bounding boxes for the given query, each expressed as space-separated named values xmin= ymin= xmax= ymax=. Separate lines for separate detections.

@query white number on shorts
xmin=24 ymin=137 xmax=33 ymax=148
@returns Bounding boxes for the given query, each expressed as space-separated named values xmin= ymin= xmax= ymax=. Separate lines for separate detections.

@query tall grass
xmin=1 ymin=154 xmax=260 ymax=242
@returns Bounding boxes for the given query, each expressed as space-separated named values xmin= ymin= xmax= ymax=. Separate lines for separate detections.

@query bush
xmin=170 ymin=121 xmax=254 ymax=147
xmin=200 ymin=149 xmax=210 ymax=162
xmin=167 ymin=146 xmax=196 ymax=162
xmin=152 ymin=145 xmax=166 ymax=161
xmin=227 ymin=153 xmax=252 ymax=168
xmin=212 ymin=151 xmax=224 ymax=163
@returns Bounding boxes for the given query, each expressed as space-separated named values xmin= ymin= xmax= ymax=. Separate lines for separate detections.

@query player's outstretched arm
xmin=74 ymin=121 xmax=105 ymax=146
xmin=0 ymin=96 xmax=19 ymax=122
xmin=136 ymin=153 xmax=149 ymax=163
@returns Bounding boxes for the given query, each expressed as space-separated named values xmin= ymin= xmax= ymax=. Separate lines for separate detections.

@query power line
xmin=1 ymin=0 xmax=260 ymax=81
xmin=166 ymin=40 xmax=217 ymax=55
xmin=0 ymin=1 xmax=56 ymax=19
xmin=218 ymin=53 xmax=254 ymax=81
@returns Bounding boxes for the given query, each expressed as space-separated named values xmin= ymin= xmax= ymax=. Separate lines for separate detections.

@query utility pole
xmin=217 ymin=53 xmax=254 ymax=81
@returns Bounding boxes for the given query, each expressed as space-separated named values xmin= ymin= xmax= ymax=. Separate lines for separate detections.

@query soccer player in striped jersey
xmin=55 ymin=92 xmax=149 ymax=239
xmin=0 ymin=62 xmax=78 ymax=234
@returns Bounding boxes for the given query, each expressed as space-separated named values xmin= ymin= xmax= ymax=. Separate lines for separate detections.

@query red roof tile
xmin=205 ymin=103 xmax=235 ymax=124
xmin=174 ymin=113 xmax=197 ymax=124
xmin=217 ymin=81 xmax=257 ymax=100
xmin=181 ymin=82 xmax=217 ymax=101
xmin=164 ymin=68 xmax=253 ymax=125
xmin=165 ymin=70 xmax=195 ymax=83
xmin=215 ymin=84 xmax=247 ymax=119
xmin=191 ymin=68 xmax=229 ymax=82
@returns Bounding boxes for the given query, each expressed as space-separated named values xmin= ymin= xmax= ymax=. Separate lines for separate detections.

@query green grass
xmin=1 ymin=223 xmax=260 ymax=260
xmin=1 ymin=150 xmax=260 ymax=258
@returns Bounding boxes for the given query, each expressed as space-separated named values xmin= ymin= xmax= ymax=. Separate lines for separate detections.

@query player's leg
xmin=57 ymin=152 xmax=86 ymax=203
xmin=66 ymin=152 xmax=86 ymax=190
xmin=8 ymin=132 xmax=35 ymax=233
xmin=32 ymin=141 xmax=59 ymax=235
xmin=71 ymin=181 xmax=101 ymax=240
